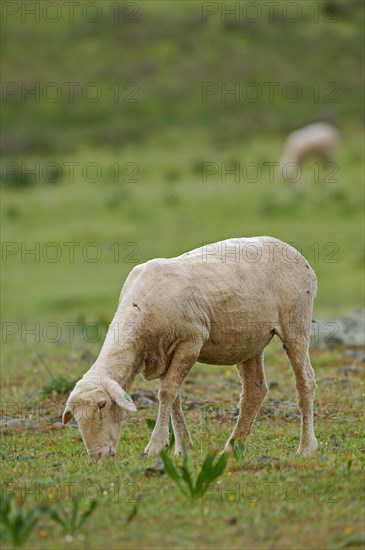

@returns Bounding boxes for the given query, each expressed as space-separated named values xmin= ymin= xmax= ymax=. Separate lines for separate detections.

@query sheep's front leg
xmin=143 ymin=345 xmax=198 ymax=457
xmin=143 ymin=383 xmax=174 ymax=457
xmin=171 ymin=393 xmax=193 ymax=456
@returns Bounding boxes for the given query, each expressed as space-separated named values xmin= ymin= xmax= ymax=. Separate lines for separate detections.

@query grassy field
xmin=1 ymin=1 xmax=364 ymax=549
xmin=1 ymin=343 xmax=364 ymax=549
xmin=1 ymin=132 xmax=364 ymax=322
xmin=1 ymin=136 xmax=364 ymax=549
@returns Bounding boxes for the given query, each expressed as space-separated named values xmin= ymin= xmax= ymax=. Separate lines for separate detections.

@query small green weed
xmin=0 ymin=494 xmax=45 ymax=548
xmin=229 ymin=439 xmax=245 ymax=465
xmin=340 ymin=457 xmax=353 ymax=476
xmin=44 ymin=494 xmax=97 ymax=535
xmin=160 ymin=448 xmax=227 ymax=500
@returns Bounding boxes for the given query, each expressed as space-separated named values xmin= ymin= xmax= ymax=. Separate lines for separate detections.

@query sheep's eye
xmin=98 ymin=400 xmax=107 ymax=409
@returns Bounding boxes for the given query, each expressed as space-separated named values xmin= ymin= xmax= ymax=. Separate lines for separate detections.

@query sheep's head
xmin=62 ymin=377 xmax=136 ymax=459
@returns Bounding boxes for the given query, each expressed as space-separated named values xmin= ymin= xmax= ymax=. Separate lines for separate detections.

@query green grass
xmin=1 ymin=344 xmax=364 ymax=549
xmin=2 ymin=1 xmax=364 ymax=153
xmin=1 ymin=133 xmax=364 ymax=323
xmin=1 ymin=1 xmax=364 ymax=548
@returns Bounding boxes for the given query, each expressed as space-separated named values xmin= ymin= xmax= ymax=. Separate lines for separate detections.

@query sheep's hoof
xmin=143 ymin=440 xmax=169 ymax=457
xmin=174 ymin=441 xmax=193 ymax=456
xmin=297 ymin=438 xmax=318 ymax=457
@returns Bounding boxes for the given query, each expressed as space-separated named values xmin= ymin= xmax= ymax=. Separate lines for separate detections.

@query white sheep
xmin=63 ymin=237 xmax=318 ymax=459
xmin=280 ymin=122 xmax=340 ymax=181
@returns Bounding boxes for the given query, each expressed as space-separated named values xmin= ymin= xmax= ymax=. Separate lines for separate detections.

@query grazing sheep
xmin=280 ymin=122 xmax=340 ymax=181
xmin=63 ymin=237 xmax=318 ymax=459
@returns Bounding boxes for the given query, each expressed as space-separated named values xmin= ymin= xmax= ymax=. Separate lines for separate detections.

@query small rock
xmin=132 ymin=390 xmax=157 ymax=404
xmin=341 ymin=309 xmax=365 ymax=346
xmin=285 ymin=410 xmax=300 ymax=420
xmin=135 ymin=397 xmax=155 ymax=408
xmin=186 ymin=401 xmax=204 ymax=410
xmin=262 ymin=408 xmax=277 ymax=416
xmin=311 ymin=309 xmax=365 ymax=349
xmin=342 ymin=349 xmax=365 ymax=362
xmin=4 ymin=418 xmax=26 ymax=427
xmin=338 ymin=366 xmax=362 ymax=377
xmin=144 ymin=467 xmax=165 ymax=478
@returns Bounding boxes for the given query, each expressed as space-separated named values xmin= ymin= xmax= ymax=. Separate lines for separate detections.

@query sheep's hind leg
xmin=171 ymin=393 xmax=193 ymax=456
xmin=283 ymin=338 xmax=318 ymax=456
xmin=143 ymin=345 xmax=198 ymax=457
xmin=223 ymin=352 xmax=268 ymax=453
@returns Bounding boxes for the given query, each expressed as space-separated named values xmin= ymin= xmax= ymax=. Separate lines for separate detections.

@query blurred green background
xmin=1 ymin=5 xmax=364 ymax=549
xmin=1 ymin=0 xmax=364 ymax=330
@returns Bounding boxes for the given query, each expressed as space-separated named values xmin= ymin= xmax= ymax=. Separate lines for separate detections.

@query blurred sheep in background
xmin=280 ymin=122 xmax=340 ymax=182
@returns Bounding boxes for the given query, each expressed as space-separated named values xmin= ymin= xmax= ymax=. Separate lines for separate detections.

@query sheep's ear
xmin=105 ymin=379 xmax=137 ymax=412
xmin=62 ymin=407 xmax=73 ymax=424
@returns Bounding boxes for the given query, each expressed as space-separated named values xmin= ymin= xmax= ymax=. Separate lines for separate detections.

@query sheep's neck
xmin=90 ymin=343 xmax=139 ymax=392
